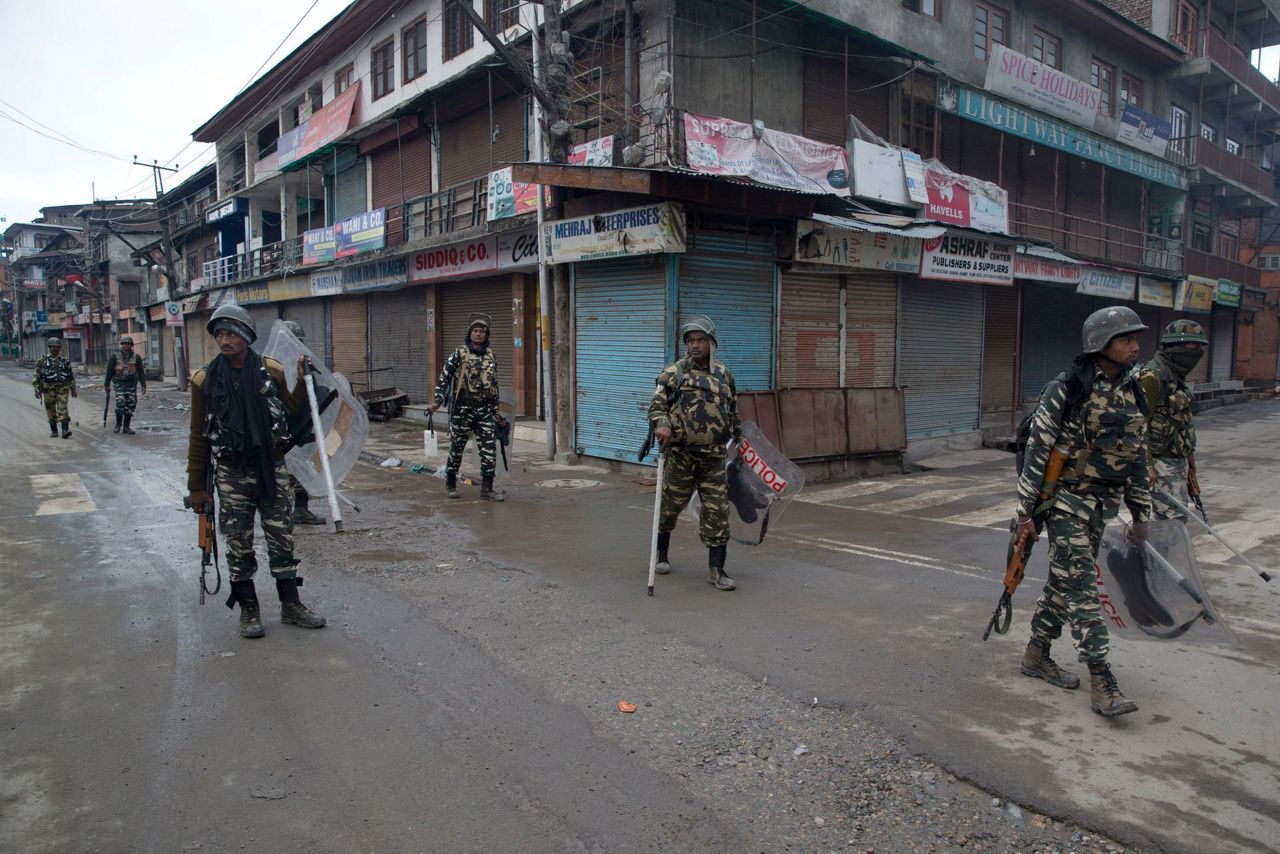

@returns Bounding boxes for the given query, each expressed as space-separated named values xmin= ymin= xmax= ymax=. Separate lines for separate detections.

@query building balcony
xmin=1168 ymin=134 xmax=1279 ymax=203
xmin=1184 ymin=247 xmax=1261 ymax=289
xmin=403 ymin=176 xmax=489 ymax=243
xmin=1009 ymin=202 xmax=1183 ymax=273
xmin=1170 ymin=26 xmax=1280 ymax=117
xmin=201 ymin=235 xmax=304 ymax=288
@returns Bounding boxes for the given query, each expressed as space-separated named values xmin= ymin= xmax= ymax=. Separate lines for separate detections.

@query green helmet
xmin=679 ymin=314 xmax=717 ymax=345
xmin=468 ymin=313 xmax=491 ymax=333
xmin=281 ymin=320 xmax=305 ymax=340
xmin=1161 ymin=319 xmax=1207 ymax=346
xmin=119 ymin=335 xmax=134 ymax=345
xmin=1082 ymin=306 xmax=1146 ymax=353
xmin=207 ymin=304 xmax=256 ymax=344
xmin=47 ymin=337 xmax=62 ymax=348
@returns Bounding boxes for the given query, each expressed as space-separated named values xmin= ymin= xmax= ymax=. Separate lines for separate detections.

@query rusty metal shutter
xmin=981 ymin=285 xmax=1018 ymax=418
xmin=779 ymin=269 xmax=840 ymax=388
xmin=368 ymin=287 xmax=432 ymax=403
xmin=1067 ymin=156 xmax=1104 ymax=258
xmin=440 ymin=277 xmax=515 ymax=405
xmin=803 ymin=57 xmax=892 ymax=144
xmin=439 ymin=96 xmax=527 ymax=188
xmin=1106 ymin=171 xmax=1143 ymax=266
xmin=845 ymin=272 xmax=897 ymax=387
xmin=330 ymin=148 xmax=366 ymax=222
xmin=846 ymin=64 xmax=891 ymax=139
xmin=331 ymin=294 xmax=368 ymax=390
xmin=282 ymin=298 xmax=329 ymax=368
xmin=186 ymin=312 xmax=212 ymax=371
xmin=370 ymin=131 xmax=432 ymax=248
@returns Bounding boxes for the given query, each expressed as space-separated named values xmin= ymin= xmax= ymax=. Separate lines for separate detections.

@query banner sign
xmin=164 ymin=301 xmax=183 ymax=328
xmin=901 ymin=151 xmax=929 ymax=204
xmin=985 ymin=44 xmax=1101 ymax=128
xmin=1117 ymin=104 xmax=1172 ymax=158
xmin=410 ymin=237 xmax=497 ymax=282
xmin=920 ymin=232 xmax=1015 ymax=285
xmin=1177 ymin=276 xmax=1216 ymax=312
xmin=268 ymin=277 xmax=313 ymax=302
xmin=149 ymin=304 xmax=167 ymax=321
xmin=496 ymin=229 xmax=539 ymax=270
xmin=925 ymin=166 xmax=1009 ymax=233
xmin=683 ymin=112 xmax=849 ymax=196
xmin=1138 ymin=276 xmax=1175 ymax=307
xmin=303 ymin=225 xmax=338 ymax=265
xmin=1214 ymin=278 xmax=1242 ymax=307
xmin=1015 ymin=253 xmax=1081 ymax=284
xmin=937 ymin=81 xmax=1187 ymax=189
xmin=542 ymin=202 xmax=686 ymax=264
xmin=341 ymin=256 xmax=409 ymax=293
xmin=310 ymin=269 xmax=342 ymax=297
xmin=1241 ymin=287 xmax=1267 ymax=312
xmin=795 ymin=219 xmax=922 ymax=273
xmin=236 ymin=283 xmax=270 ymax=304
xmin=487 ymin=167 xmax=541 ymax=222
xmin=1077 ymin=267 xmax=1137 ymax=300
xmin=568 ymin=135 xmax=615 ymax=166
xmin=336 ymin=208 xmax=385 ymax=258
xmin=277 ymin=83 xmax=360 ymax=170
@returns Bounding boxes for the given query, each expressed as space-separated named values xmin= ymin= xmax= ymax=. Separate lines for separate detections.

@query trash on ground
xmin=380 ymin=456 xmax=402 ymax=468
xmin=617 ymin=701 xmax=637 ymax=713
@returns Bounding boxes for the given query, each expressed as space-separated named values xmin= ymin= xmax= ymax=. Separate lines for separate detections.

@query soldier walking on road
xmin=648 ymin=315 xmax=742 ymax=591
xmin=184 ymin=305 xmax=326 ymax=639
xmin=427 ymin=314 xmax=507 ymax=502
xmin=281 ymin=320 xmax=325 ymax=526
xmin=32 ymin=337 xmax=77 ymax=438
xmin=105 ymin=335 xmax=147 ymax=434
xmin=1137 ymin=320 xmax=1207 ymax=521
xmin=1016 ymin=306 xmax=1152 ymax=717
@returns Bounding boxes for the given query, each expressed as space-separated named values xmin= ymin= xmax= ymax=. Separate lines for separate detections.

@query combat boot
xmin=480 ymin=475 xmax=505 ymax=502
xmin=292 ymin=493 xmax=326 ymax=525
xmin=49 ymin=420 xmax=58 ymax=437
xmin=60 ymin=419 xmax=72 ymax=439
xmin=445 ymin=472 xmax=460 ymax=499
xmin=654 ymin=531 xmax=672 ymax=574
xmin=1088 ymin=662 xmax=1138 ymax=717
xmin=226 ymin=579 xmax=265 ymax=639
xmin=121 ymin=415 xmax=135 ymax=435
xmin=113 ymin=414 xmax=122 ymax=433
xmin=707 ymin=544 xmax=735 ymax=591
xmin=277 ymin=577 xmax=327 ymax=629
xmin=1020 ymin=639 xmax=1080 ymax=689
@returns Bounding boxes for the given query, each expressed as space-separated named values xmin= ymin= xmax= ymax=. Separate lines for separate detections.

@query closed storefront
xmin=282 ymin=298 xmax=329 ymax=365
xmin=981 ymin=285 xmax=1018 ymax=429
xmin=802 ymin=56 xmax=891 ymax=143
xmin=145 ymin=317 xmax=163 ymax=375
xmin=369 ymin=126 xmax=432 ymax=248
xmin=163 ymin=324 xmax=177 ymax=379
xmin=1210 ymin=306 xmax=1236 ymax=381
xmin=440 ymin=277 xmax=516 ymax=406
xmin=369 ymin=288 xmax=432 ymax=403
xmin=439 ymin=96 xmax=527 ymax=188
xmin=186 ymin=312 xmax=214 ymax=370
xmin=779 ymin=270 xmax=840 ymax=387
xmin=574 ymin=256 xmax=668 ymax=462
xmin=331 ymin=294 xmax=368 ymax=388
xmin=329 ymin=148 xmax=366 ymax=222
xmin=900 ymin=280 xmax=984 ymax=440
xmin=676 ymin=230 xmax=775 ymax=390
xmin=247 ymin=303 xmax=279 ymax=340
xmin=1020 ymin=282 xmax=1093 ymax=399
xmin=845 ymin=273 xmax=897 ymax=387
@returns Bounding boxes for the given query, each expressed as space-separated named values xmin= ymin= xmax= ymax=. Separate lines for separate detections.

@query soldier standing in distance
xmin=104 ymin=335 xmax=146 ymax=434
xmin=648 ymin=315 xmax=742 ymax=591
xmin=32 ymin=337 xmax=77 ymax=438
xmin=1016 ymin=306 xmax=1152 ymax=717
xmin=427 ymin=314 xmax=507 ymax=502
xmin=280 ymin=320 xmax=325 ymax=526
xmin=184 ymin=304 xmax=326 ymax=639
xmin=1137 ymin=320 xmax=1207 ymax=520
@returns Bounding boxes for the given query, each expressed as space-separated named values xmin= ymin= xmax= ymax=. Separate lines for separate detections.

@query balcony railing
xmin=1009 ymin=201 xmax=1183 ymax=273
xmin=1172 ymin=27 xmax=1280 ymax=114
xmin=1184 ymin=247 xmax=1261 ymax=289
xmin=403 ymin=176 xmax=489 ymax=242
xmin=1167 ymin=134 xmax=1278 ymax=201
xmin=201 ymin=236 xmax=304 ymax=288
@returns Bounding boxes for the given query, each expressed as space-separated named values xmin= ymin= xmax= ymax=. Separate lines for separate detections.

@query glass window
xmin=1226 ymin=137 xmax=1241 ymax=155
xmin=444 ymin=0 xmax=475 ymax=62
xmin=372 ymin=39 xmax=395 ymax=99
xmin=1031 ymin=30 xmax=1060 ymax=69
xmin=1119 ymin=74 xmax=1142 ymax=110
xmin=486 ymin=0 xmax=521 ymax=29
xmin=1170 ymin=105 xmax=1190 ymax=154
xmin=903 ymin=0 xmax=939 ymax=16
xmin=973 ymin=3 xmax=1007 ymax=61
xmin=334 ymin=63 xmax=354 ymax=96
xmin=1200 ymin=122 xmax=1217 ymax=143
xmin=403 ymin=17 xmax=427 ymax=82
xmin=1090 ymin=59 xmax=1115 ymax=116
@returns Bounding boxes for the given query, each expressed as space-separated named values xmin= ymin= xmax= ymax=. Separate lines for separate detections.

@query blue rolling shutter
xmin=900 ymin=281 xmax=984 ymax=439
xmin=676 ymin=231 xmax=775 ymax=390
xmin=574 ymin=256 xmax=669 ymax=463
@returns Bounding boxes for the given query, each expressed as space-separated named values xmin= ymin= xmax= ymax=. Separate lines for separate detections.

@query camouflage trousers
xmin=214 ymin=457 xmax=298 ymax=582
xmin=113 ymin=384 xmax=138 ymax=416
xmin=41 ymin=384 xmax=71 ymax=422
xmin=1151 ymin=457 xmax=1190 ymax=521
xmin=1029 ymin=506 xmax=1110 ymax=664
xmin=658 ymin=445 xmax=729 ymax=548
xmin=446 ymin=401 xmax=497 ymax=478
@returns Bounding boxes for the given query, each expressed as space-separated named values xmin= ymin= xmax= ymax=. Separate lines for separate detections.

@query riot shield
xmin=689 ymin=420 xmax=805 ymax=546
xmin=1096 ymin=520 xmax=1236 ymax=646
xmin=261 ymin=321 xmax=369 ymax=497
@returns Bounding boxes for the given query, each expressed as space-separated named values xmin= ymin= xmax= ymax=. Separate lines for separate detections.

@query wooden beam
xmin=512 ymin=163 xmax=653 ymax=193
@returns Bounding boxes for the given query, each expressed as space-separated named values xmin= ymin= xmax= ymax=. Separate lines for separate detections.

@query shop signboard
xmin=206 ymin=197 xmax=248 ymax=224
xmin=984 ymin=44 xmax=1101 ymax=128
xmin=1214 ymin=278 xmax=1242 ymax=307
xmin=487 ymin=167 xmax=541 ymax=221
xmin=303 ymin=226 xmax=338 ymax=265
xmin=410 ymin=237 xmax=497 ymax=282
xmin=1176 ymin=276 xmax=1216 ymax=312
xmin=341 ymin=256 xmax=409 ymax=293
xmin=542 ymin=202 xmax=687 ymax=264
xmin=683 ymin=112 xmax=849 ymax=196
xmin=925 ymin=166 xmax=1009 ymax=233
xmin=1015 ymin=252 xmax=1081 ymax=284
xmin=1116 ymin=104 xmax=1172 ymax=158
xmin=1241 ymin=287 xmax=1267 ymax=312
xmin=236 ymin=283 xmax=270 ymax=304
xmin=1137 ymin=276 xmax=1175 ymax=307
xmin=496 ymin=229 xmax=539 ymax=271
xmin=794 ymin=219 xmax=921 ymax=273
xmin=1077 ymin=267 xmax=1137 ymax=300
xmin=310 ymin=269 xmax=342 ymax=297
xmin=336 ymin=208 xmax=386 ymax=258
xmin=149 ymin=305 xmax=167 ymax=321
xmin=920 ymin=232 xmax=1015 ymax=285
xmin=268 ymin=277 xmax=313 ymax=302
xmin=164 ymin=301 xmax=183 ymax=328
xmin=277 ymin=83 xmax=360 ymax=170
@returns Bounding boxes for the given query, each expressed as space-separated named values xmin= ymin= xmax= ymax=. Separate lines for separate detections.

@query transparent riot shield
xmin=689 ymin=420 xmax=805 ymax=546
xmin=261 ymin=321 xmax=369 ymax=498
xmin=1096 ymin=519 xmax=1236 ymax=646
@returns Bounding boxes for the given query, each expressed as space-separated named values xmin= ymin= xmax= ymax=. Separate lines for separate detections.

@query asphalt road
xmin=2 ymin=364 xmax=1276 ymax=853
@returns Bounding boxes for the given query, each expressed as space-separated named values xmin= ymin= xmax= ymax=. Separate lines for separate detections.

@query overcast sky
xmin=0 ymin=0 xmax=351 ymax=225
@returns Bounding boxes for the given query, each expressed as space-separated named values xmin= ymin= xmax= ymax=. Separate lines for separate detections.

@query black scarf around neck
xmin=205 ymin=349 xmax=278 ymax=498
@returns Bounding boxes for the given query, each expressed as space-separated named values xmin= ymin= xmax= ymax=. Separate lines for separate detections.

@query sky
xmin=0 ymin=0 xmax=352 ymax=225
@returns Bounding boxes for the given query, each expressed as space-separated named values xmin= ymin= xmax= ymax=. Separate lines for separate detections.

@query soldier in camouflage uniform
xmin=1016 ymin=306 xmax=1152 ymax=717
xmin=32 ymin=337 xmax=77 ymax=438
xmin=104 ymin=335 xmax=146 ymax=434
xmin=281 ymin=320 xmax=325 ymax=525
xmin=427 ymin=314 xmax=507 ymax=502
xmin=1137 ymin=320 xmax=1207 ymax=521
xmin=185 ymin=304 xmax=326 ymax=639
xmin=648 ymin=315 xmax=742 ymax=591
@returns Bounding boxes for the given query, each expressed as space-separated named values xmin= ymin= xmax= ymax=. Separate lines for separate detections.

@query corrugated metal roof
xmin=812 ymin=213 xmax=945 ymax=239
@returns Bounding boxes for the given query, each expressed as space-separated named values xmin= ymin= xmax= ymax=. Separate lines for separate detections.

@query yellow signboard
xmin=1176 ymin=276 xmax=1215 ymax=313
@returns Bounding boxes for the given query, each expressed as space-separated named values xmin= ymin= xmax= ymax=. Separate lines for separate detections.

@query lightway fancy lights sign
xmin=542 ymin=203 xmax=686 ymax=264
xmin=920 ymin=232 xmax=1015 ymax=285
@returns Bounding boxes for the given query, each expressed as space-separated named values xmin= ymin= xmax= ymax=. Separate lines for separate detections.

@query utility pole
xmin=137 ymin=158 xmax=188 ymax=390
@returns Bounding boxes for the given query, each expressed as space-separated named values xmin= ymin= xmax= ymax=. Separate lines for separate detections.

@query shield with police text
xmin=690 ymin=420 xmax=805 ymax=546
xmin=1095 ymin=520 xmax=1235 ymax=646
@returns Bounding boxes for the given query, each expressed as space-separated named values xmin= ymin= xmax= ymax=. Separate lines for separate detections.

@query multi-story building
xmin=1 ymin=218 xmax=82 ymax=361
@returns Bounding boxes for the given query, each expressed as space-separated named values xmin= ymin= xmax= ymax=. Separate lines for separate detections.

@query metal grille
xmin=369 ymin=288 xmax=433 ymax=403
xmin=440 ymin=277 xmax=516 ymax=409
xmin=900 ymin=281 xmax=984 ymax=439
xmin=779 ymin=270 xmax=840 ymax=388
xmin=248 ymin=304 xmax=279 ymax=342
xmin=845 ymin=273 xmax=898 ymax=387
xmin=981 ymin=285 xmax=1018 ymax=416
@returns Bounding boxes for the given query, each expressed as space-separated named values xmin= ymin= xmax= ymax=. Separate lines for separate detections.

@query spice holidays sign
xmin=920 ymin=232 xmax=1015 ymax=285
xmin=984 ymin=44 xmax=1101 ymax=128
xmin=542 ymin=203 xmax=686 ymax=264
xmin=683 ymin=112 xmax=849 ymax=196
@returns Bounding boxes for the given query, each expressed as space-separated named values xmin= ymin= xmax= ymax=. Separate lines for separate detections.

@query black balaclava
xmin=1160 ymin=345 xmax=1204 ymax=378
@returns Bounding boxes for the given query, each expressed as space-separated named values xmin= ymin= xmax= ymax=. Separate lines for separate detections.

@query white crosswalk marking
xmin=30 ymin=473 xmax=96 ymax=516
xmin=864 ymin=483 xmax=1007 ymax=515
xmin=795 ymin=475 xmax=963 ymax=505
xmin=132 ymin=469 xmax=184 ymax=507
xmin=937 ymin=501 xmax=1018 ymax=529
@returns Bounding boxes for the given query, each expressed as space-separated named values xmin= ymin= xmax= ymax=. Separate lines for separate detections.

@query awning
xmin=181 ymin=294 xmax=205 ymax=313
xmin=1017 ymin=244 xmax=1081 ymax=265
xmin=812 ymin=212 xmax=945 ymax=239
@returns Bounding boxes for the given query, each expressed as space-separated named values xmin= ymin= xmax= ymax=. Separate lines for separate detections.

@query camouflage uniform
xmin=648 ymin=356 xmax=742 ymax=548
xmin=1017 ymin=370 xmax=1153 ymax=664
xmin=32 ymin=351 xmax=75 ymax=431
xmin=1137 ymin=354 xmax=1196 ymax=521
xmin=105 ymin=350 xmax=146 ymax=427
xmin=434 ymin=344 xmax=501 ymax=479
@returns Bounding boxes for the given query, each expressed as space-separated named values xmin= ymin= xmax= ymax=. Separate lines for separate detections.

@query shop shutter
xmin=147 ymin=321 xmax=164 ymax=374
xmin=333 ymin=148 xmax=366 ymax=222
xmin=845 ymin=273 xmax=897 ymax=387
xmin=962 ymin=121 xmax=1001 ymax=185
xmin=1133 ymin=301 xmax=1162 ymax=364
xmin=846 ymin=65 xmax=891 ymax=139
xmin=574 ymin=255 xmax=669 ymax=464
xmin=1017 ymin=140 xmax=1056 ymax=243
xmin=1106 ymin=171 xmax=1144 ymax=266
xmin=677 ymin=231 xmax=775 ymax=390
xmin=282 ymin=298 xmax=329 ymax=367
xmin=248 ymin=304 xmax=279 ymax=341
xmin=982 ymin=285 xmax=1018 ymax=417
xmin=939 ymin=114 xmax=965 ymax=173
xmin=440 ymin=277 xmax=516 ymax=407
xmin=186 ymin=312 xmax=212 ymax=371
xmin=1067 ymin=156 xmax=1104 ymax=258
xmin=802 ymin=57 xmax=845 ymax=145
xmin=368 ymin=288 xmax=432 ymax=403
xmin=331 ymin=295 xmax=368 ymax=389
xmin=779 ymin=270 xmax=840 ymax=387
xmin=1020 ymin=283 xmax=1092 ymax=399
xmin=1210 ymin=307 xmax=1236 ymax=380
xmin=900 ymin=281 xmax=984 ymax=439
xmin=370 ymin=131 xmax=432 ymax=248
xmin=439 ymin=96 xmax=527 ymax=188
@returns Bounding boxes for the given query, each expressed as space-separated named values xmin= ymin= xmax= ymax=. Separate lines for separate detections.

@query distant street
xmin=2 ymin=364 xmax=1277 ymax=853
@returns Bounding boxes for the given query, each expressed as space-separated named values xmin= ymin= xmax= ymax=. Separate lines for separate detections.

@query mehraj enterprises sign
xmin=936 ymin=81 xmax=1187 ymax=190
xmin=542 ymin=202 xmax=686 ymax=264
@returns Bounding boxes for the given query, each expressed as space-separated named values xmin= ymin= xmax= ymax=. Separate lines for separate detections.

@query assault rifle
xmin=1186 ymin=455 xmax=1209 ymax=524
xmin=182 ymin=470 xmax=221 ymax=604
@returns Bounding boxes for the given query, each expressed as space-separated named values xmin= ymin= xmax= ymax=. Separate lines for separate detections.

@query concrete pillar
xmin=280 ymin=172 xmax=298 ymax=241
xmin=425 ymin=283 xmax=440 ymax=399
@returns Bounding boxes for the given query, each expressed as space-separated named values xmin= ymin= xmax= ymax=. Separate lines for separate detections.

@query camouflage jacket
xmin=1136 ymin=353 xmax=1195 ymax=461
xmin=185 ymin=355 xmax=304 ymax=492
xmin=434 ymin=346 xmax=499 ymax=412
xmin=1016 ymin=367 xmax=1152 ymax=524
xmin=32 ymin=353 xmax=74 ymax=391
xmin=648 ymin=357 xmax=741 ymax=449
xmin=105 ymin=351 xmax=146 ymax=391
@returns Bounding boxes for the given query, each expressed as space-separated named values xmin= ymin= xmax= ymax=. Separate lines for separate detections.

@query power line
xmin=0 ymin=105 xmax=132 ymax=163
